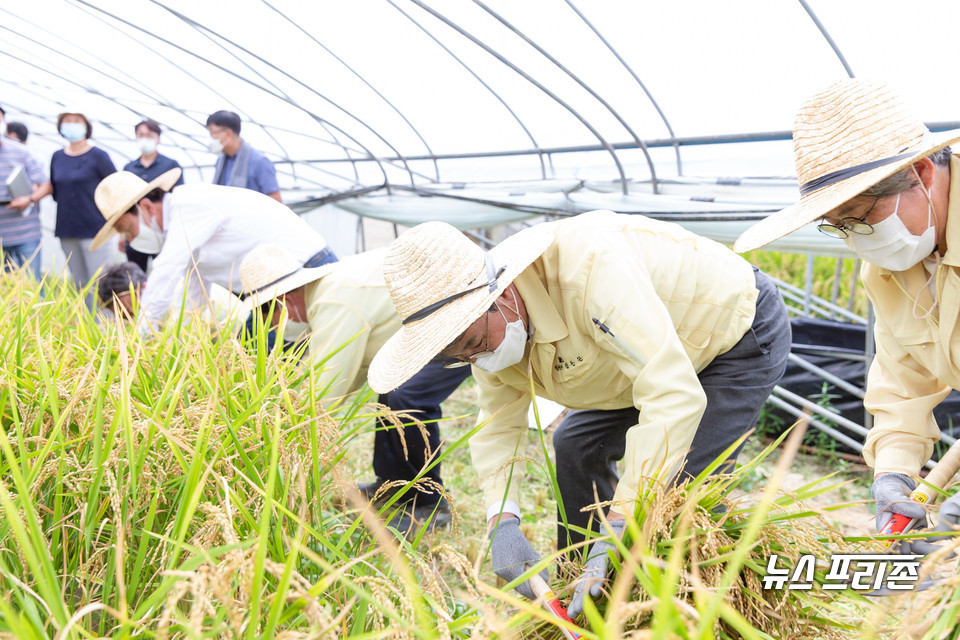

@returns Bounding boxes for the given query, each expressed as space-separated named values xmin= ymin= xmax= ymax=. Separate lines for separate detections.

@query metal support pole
xmin=864 ymin=302 xmax=876 ymax=431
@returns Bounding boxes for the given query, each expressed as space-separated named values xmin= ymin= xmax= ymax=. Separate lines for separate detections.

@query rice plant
xmin=742 ymin=250 xmax=868 ymax=317
xmin=0 ymin=265 xmax=954 ymax=639
xmin=0 ymin=268 xmax=479 ymax=639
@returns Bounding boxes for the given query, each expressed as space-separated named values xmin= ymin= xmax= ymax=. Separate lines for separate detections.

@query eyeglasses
xmin=817 ymin=197 xmax=879 ymax=239
xmin=435 ymin=309 xmax=492 ymax=368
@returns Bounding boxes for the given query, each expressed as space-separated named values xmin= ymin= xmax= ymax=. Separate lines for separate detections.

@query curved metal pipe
xmin=472 ymin=0 xmax=657 ymax=194
xmin=73 ymin=0 xmax=390 ymax=187
xmin=62 ymin=0 xmax=291 ymax=175
xmin=408 ymin=0 xmax=630 ymax=193
xmin=141 ymin=0 xmax=368 ymax=185
xmin=262 ymin=0 xmax=441 ymax=183
xmin=149 ymin=5 xmax=302 ymax=183
xmin=386 ymin=0 xmax=548 ymax=180
xmin=797 ymin=0 xmax=855 ymax=78
xmin=146 ymin=0 xmax=422 ymax=190
xmin=563 ymin=0 xmax=682 ymax=178
xmin=0 ymin=50 xmax=151 ymax=160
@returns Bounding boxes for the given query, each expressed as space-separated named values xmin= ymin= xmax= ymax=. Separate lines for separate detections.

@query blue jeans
xmin=553 ymin=268 xmax=792 ymax=551
xmin=374 ymin=360 xmax=472 ymax=506
xmin=303 ymin=246 xmax=338 ymax=268
xmin=2 ymin=238 xmax=41 ymax=280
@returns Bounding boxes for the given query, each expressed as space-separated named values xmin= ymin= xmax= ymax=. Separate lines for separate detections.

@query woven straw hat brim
xmin=367 ymin=227 xmax=554 ymax=394
xmin=90 ymin=168 xmax=182 ymax=251
xmin=247 ymin=262 xmax=339 ymax=308
xmin=734 ymin=128 xmax=960 ymax=253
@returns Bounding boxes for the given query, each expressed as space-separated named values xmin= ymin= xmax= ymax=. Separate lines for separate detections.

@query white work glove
xmin=489 ymin=517 xmax=547 ymax=600
xmin=567 ymin=519 xmax=626 ymax=619
xmin=871 ymin=473 xmax=926 ymax=533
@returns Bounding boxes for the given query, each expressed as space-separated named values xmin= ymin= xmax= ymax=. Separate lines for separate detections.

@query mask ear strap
xmin=908 ymin=164 xmax=941 ymax=320
xmin=911 ymin=255 xmax=940 ymax=320
xmin=912 ymin=165 xmax=936 ymax=228
xmin=496 ymin=281 xmax=524 ymax=331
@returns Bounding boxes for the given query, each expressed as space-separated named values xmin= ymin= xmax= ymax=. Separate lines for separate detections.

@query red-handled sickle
xmin=879 ymin=440 xmax=960 ymax=540
xmin=528 ymin=572 xmax=581 ymax=640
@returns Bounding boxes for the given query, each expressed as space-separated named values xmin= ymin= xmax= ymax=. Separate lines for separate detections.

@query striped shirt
xmin=0 ymin=138 xmax=48 ymax=246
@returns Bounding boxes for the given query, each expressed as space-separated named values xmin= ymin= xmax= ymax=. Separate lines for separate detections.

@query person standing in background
xmin=0 ymin=105 xmax=52 ymax=279
xmin=5 ymin=121 xmax=29 ymax=144
xmin=50 ymin=109 xmax=116 ymax=308
xmin=121 ymin=119 xmax=184 ymax=271
xmin=206 ymin=110 xmax=282 ymax=202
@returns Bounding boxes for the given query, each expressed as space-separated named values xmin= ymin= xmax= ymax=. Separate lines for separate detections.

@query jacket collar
xmin=513 ymin=267 xmax=567 ymax=344
xmin=940 ymin=155 xmax=960 ymax=267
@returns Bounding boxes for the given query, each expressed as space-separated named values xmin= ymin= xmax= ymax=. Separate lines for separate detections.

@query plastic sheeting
xmin=4 ymin=0 xmax=960 ymax=194
xmin=3 ymin=0 xmax=958 ymax=259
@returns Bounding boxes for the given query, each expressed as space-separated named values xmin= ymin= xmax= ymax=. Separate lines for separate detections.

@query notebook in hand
xmin=5 ymin=165 xmax=31 ymax=200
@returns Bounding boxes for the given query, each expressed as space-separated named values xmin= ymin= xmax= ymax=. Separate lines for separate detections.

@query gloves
xmin=872 ymin=473 xmax=926 ymax=533
xmin=898 ymin=492 xmax=960 ymax=556
xmin=567 ymin=519 xmax=626 ymax=619
xmin=489 ymin=517 xmax=548 ymax=600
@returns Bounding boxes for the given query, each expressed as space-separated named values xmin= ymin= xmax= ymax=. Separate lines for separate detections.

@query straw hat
xmin=734 ymin=79 xmax=960 ymax=253
xmin=90 ymin=168 xmax=182 ymax=250
xmin=240 ymin=243 xmax=339 ymax=308
xmin=367 ymin=221 xmax=554 ymax=393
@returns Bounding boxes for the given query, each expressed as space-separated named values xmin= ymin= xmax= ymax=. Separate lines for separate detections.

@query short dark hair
xmin=206 ymin=110 xmax=241 ymax=134
xmin=56 ymin=112 xmax=92 ymax=139
xmin=6 ymin=122 xmax=28 ymax=142
xmin=861 ymin=147 xmax=954 ymax=198
xmin=135 ymin=119 xmax=162 ymax=137
xmin=98 ymin=262 xmax=147 ymax=305
xmin=142 ymin=186 xmax=173 ymax=203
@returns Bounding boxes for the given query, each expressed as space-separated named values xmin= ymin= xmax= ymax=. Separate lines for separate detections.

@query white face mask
xmin=843 ymin=191 xmax=936 ymax=271
xmin=268 ymin=301 xmax=310 ymax=343
xmin=137 ymin=137 xmax=158 ymax=155
xmin=60 ymin=122 xmax=86 ymax=143
xmin=208 ymin=137 xmax=224 ymax=154
xmin=282 ymin=319 xmax=311 ymax=343
xmin=473 ymin=294 xmax=527 ymax=373
xmin=129 ymin=208 xmax=165 ymax=254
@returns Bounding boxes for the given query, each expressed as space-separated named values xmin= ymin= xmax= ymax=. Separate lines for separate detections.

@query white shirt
xmin=140 ymin=184 xmax=327 ymax=327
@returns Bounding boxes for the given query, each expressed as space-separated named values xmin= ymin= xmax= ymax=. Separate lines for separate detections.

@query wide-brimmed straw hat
xmin=367 ymin=221 xmax=554 ymax=393
xmin=734 ymin=79 xmax=960 ymax=253
xmin=240 ymin=243 xmax=339 ymax=308
xmin=90 ymin=168 xmax=182 ymax=250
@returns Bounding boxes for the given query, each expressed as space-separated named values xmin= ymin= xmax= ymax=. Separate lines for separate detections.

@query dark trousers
xmin=554 ymin=268 xmax=791 ymax=551
xmin=125 ymin=244 xmax=154 ymax=272
xmin=374 ymin=360 xmax=472 ymax=506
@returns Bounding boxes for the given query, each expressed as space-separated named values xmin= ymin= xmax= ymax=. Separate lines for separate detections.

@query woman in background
xmin=50 ymin=110 xmax=116 ymax=308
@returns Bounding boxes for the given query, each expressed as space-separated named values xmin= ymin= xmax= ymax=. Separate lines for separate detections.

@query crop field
xmin=0 ymin=256 xmax=959 ymax=639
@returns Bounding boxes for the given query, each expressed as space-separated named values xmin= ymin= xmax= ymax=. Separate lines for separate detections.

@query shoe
xmin=412 ymin=496 xmax=451 ymax=531
xmin=383 ymin=498 xmax=451 ymax=537
xmin=385 ymin=504 xmax=416 ymax=536
xmin=358 ymin=477 xmax=400 ymax=503
xmin=358 ymin=478 xmax=438 ymax=506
